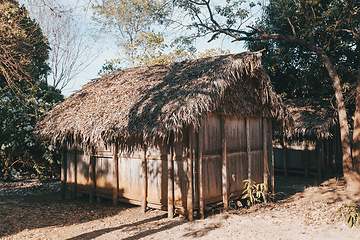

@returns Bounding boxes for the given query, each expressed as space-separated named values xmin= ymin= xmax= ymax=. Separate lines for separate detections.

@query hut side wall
xmin=63 ymin=114 xmax=274 ymax=213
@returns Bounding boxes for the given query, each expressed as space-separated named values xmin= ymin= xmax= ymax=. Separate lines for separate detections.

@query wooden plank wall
xmin=63 ymin=114 xmax=273 ymax=218
xmin=273 ymin=124 xmax=343 ymax=177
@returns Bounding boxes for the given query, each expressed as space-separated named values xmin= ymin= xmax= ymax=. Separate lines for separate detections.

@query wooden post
xmin=304 ymin=141 xmax=309 ymax=177
xmin=61 ymin=148 xmax=67 ymax=200
xmin=262 ymin=118 xmax=268 ymax=203
xmin=317 ymin=140 xmax=323 ymax=178
xmin=187 ymin=127 xmax=194 ymax=220
xmin=89 ymin=152 xmax=95 ymax=203
xmin=281 ymin=139 xmax=288 ymax=177
xmin=167 ymin=144 xmax=174 ymax=218
xmin=71 ymin=148 xmax=77 ymax=200
xmin=198 ymin=121 xmax=204 ymax=219
xmin=113 ymin=143 xmax=119 ymax=206
xmin=269 ymin=121 xmax=275 ymax=194
xmin=141 ymin=145 xmax=147 ymax=212
xmin=246 ymin=117 xmax=251 ymax=180
xmin=220 ymin=115 xmax=228 ymax=210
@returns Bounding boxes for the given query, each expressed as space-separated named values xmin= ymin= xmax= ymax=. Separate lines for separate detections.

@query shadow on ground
xmin=0 ymin=188 xmax=131 ymax=238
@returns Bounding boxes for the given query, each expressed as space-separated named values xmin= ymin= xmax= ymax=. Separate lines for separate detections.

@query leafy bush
xmin=337 ymin=204 xmax=360 ymax=228
xmin=241 ymin=179 xmax=266 ymax=206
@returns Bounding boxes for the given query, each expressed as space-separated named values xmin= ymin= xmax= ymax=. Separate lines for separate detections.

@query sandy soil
xmin=1 ymin=176 xmax=360 ymax=240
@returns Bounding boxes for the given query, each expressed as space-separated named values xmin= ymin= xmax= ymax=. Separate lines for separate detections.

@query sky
xmin=62 ymin=37 xmax=246 ymax=97
xmin=18 ymin=0 xmax=253 ymax=97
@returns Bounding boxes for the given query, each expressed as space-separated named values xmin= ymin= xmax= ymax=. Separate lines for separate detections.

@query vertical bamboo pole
xmin=71 ymin=148 xmax=77 ymax=200
xmin=246 ymin=117 xmax=251 ymax=180
xmin=220 ymin=115 xmax=228 ymax=210
xmin=141 ymin=145 xmax=147 ymax=212
xmin=187 ymin=127 xmax=194 ymax=220
xmin=113 ymin=143 xmax=119 ymax=206
xmin=198 ymin=120 xmax=204 ymax=219
xmin=89 ymin=151 xmax=95 ymax=203
xmin=61 ymin=148 xmax=67 ymax=200
xmin=167 ymin=144 xmax=174 ymax=218
xmin=262 ymin=118 xmax=268 ymax=203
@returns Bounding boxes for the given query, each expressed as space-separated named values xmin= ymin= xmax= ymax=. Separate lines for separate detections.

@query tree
xmin=92 ymin=0 xmax=169 ymax=68
xmin=0 ymin=0 xmax=49 ymax=91
xmin=172 ymin=0 xmax=359 ymax=187
xmin=19 ymin=0 xmax=99 ymax=91
xmin=0 ymin=0 xmax=64 ymax=179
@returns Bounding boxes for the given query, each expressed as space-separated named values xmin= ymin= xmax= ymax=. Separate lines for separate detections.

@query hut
xmin=35 ymin=52 xmax=288 ymax=219
xmin=273 ymin=99 xmax=342 ymax=177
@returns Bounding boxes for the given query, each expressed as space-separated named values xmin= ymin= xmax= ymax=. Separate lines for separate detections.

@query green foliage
xmin=246 ymin=0 xmax=358 ymax=101
xmin=0 ymin=0 xmax=50 ymax=88
xmin=0 ymin=0 xmax=64 ymax=180
xmin=337 ymin=204 xmax=360 ymax=228
xmin=241 ymin=179 xmax=266 ymax=205
xmin=92 ymin=0 xmax=169 ymax=68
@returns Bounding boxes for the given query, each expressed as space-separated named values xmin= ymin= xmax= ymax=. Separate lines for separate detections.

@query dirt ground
xmin=1 ymin=175 xmax=360 ymax=240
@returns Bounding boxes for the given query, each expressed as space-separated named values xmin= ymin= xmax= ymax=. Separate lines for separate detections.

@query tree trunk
xmin=353 ymin=78 xmax=360 ymax=174
xmin=319 ymin=52 xmax=352 ymax=168
xmin=352 ymin=35 xmax=360 ymax=176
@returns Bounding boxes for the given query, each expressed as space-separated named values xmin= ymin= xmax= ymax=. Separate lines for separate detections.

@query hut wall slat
xmin=61 ymin=148 xmax=67 ymax=200
xmin=227 ymin=152 xmax=247 ymax=193
xmin=167 ymin=145 xmax=174 ymax=218
xmin=141 ymin=145 xmax=147 ymax=212
xmin=203 ymin=114 xmax=221 ymax=154
xmin=71 ymin=149 xmax=77 ymax=199
xmin=221 ymin=115 xmax=228 ymax=209
xmin=113 ymin=144 xmax=119 ymax=206
xmin=118 ymin=156 xmax=142 ymax=200
xmin=76 ymin=150 xmax=90 ymax=187
xmin=187 ymin=127 xmax=194 ymax=220
xmin=226 ymin=116 xmax=246 ymax=152
xmin=203 ymin=155 xmax=222 ymax=200
xmin=246 ymin=117 xmax=251 ymax=180
xmin=198 ymin=119 xmax=204 ymax=219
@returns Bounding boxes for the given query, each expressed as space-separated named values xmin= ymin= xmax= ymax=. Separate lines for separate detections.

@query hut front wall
xmin=201 ymin=114 xmax=271 ymax=204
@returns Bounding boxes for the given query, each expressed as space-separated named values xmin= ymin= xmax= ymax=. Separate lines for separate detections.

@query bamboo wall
xmin=61 ymin=114 xmax=274 ymax=219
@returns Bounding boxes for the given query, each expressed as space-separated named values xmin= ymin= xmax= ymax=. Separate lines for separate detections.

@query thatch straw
xmin=280 ymin=98 xmax=338 ymax=141
xmin=34 ymin=51 xmax=288 ymax=150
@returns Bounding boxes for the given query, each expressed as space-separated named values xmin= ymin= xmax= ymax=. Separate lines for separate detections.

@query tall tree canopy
xmin=0 ymin=0 xmax=64 ymax=179
xmin=0 ymin=0 xmax=49 ymax=90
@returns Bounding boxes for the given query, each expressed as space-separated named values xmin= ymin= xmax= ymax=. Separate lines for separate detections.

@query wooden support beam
xmin=167 ymin=145 xmax=174 ymax=219
xmin=187 ymin=127 xmax=194 ymax=220
xmin=89 ymin=150 xmax=95 ymax=203
xmin=262 ymin=118 xmax=268 ymax=203
xmin=71 ymin=148 xmax=77 ymax=200
xmin=246 ymin=117 xmax=251 ymax=180
xmin=220 ymin=115 xmax=228 ymax=210
xmin=113 ymin=143 xmax=119 ymax=206
xmin=141 ymin=145 xmax=148 ymax=212
xmin=61 ymin=148 xmax=67 ymax=200
xmin=198 ymin=121 xmax=204 ymax=219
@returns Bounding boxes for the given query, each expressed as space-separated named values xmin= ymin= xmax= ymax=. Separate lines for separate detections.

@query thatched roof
xmin=35 ymin=51 xmax=288 ymax=149
xmin=282 ymin=98 xmax=338 ymax=140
